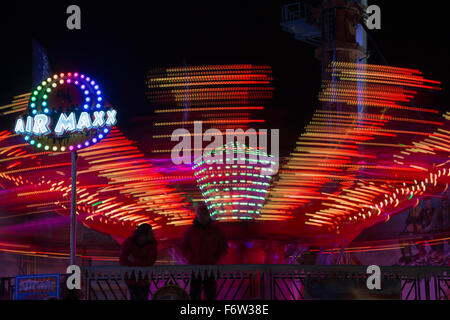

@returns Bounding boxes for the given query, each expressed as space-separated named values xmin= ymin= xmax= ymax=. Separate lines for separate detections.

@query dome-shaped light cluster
xmin=22 ymin=72 xmax=113 ymax=152
xmin=193 ymin=141 xmax=275 ymax=221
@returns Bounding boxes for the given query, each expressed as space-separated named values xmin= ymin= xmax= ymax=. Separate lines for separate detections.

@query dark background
xmin=0 ymin=0 xmax=448 ymax=156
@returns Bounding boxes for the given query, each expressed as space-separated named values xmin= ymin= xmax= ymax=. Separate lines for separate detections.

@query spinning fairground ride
xmin=0 ymin=1 xmax=449 ymax=266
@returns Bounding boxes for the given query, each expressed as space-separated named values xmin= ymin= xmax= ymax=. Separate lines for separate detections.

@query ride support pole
xmin=70 ymin=150 xmax=78 ymax=266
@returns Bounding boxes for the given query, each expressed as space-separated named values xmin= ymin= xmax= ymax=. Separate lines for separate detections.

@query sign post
xmin=70 ymin=150 xmax=78 ymax=265
xmin=13 ymin=72 xmax=117 ymax=266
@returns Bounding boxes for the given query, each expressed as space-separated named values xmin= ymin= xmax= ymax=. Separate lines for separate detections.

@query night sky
xmin=0 ymin=1 xmax=448 ymax=156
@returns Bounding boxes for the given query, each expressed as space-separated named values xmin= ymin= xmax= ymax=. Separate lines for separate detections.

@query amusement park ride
xmin=0 ymin=0 xmax=449 ymax=266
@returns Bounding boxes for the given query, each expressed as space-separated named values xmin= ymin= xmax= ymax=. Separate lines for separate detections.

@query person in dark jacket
xmin=181 ymin=203 xmax=228 ymax=300
xmin=120 ymin=223 xmax=158 ymax=300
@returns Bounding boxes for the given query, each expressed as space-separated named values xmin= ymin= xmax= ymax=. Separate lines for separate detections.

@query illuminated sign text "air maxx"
xmin=14 ymin=110 xmax=117 ymax=136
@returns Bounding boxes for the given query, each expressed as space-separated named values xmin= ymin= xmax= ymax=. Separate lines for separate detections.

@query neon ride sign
xmin=14 ymin=72 xmax=117 ymax=152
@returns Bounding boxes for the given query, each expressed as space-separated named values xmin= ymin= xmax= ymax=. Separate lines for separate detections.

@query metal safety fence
xmin=84 ymin=264 xmax=450 ymax=300
xmin=2 ymin=265 xmax=448 ymax=300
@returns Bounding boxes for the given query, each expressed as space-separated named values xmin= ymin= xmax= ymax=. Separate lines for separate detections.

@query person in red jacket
xmin=119 ymin=223 xmax=157 ymax=300
xmin=181 ymin=203 xmax=228 ymax=300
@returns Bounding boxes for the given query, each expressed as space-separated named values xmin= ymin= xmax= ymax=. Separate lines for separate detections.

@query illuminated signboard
xmin=14 ymin=72 xmax=117 ymax=152
xmin=15 ymin=273 xmax=60 ymax=300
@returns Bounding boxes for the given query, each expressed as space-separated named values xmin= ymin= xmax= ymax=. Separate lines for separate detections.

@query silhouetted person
xmin=181 ymin=203 xmax=228 ymax=300
xmin=120 ymin=223 xmax=157 ymax=300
